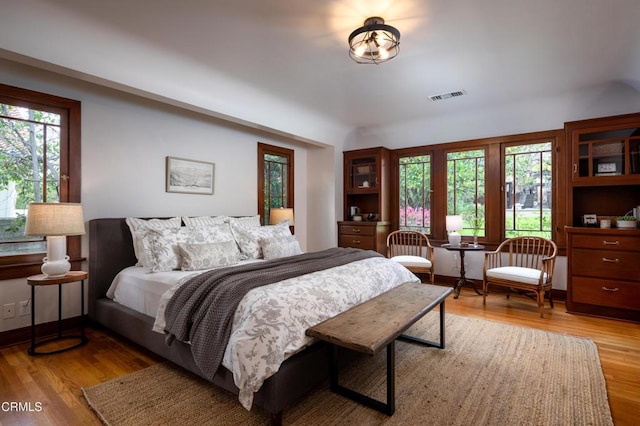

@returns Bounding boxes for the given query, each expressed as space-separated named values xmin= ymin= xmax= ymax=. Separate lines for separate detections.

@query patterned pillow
xmin=182 ymin=216 xmax=228 ymax=227
xmin=125 ymin=217 xmax=181 ymax=268
xmin=228 ymin=215 xmax=262 ymax=231
xmin=260 ymin=235 xmax=302 ymax=260
xmin=178 ymin=241 xmax=241 ymax=271
xmin=141 ymin=227 xmax=191 ymax=272
xmin=234 ymin=223 xmax=291 ymax=259
xmin=141 ymin=224 xmax=240 ymax=272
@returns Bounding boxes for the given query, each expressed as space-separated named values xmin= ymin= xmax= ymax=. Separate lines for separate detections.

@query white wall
xmin=0 ymin=58 xmax=337 ymax=332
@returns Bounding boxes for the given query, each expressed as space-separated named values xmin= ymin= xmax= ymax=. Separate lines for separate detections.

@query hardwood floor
xmin=1 ymin=290 xmax=639 ymax=425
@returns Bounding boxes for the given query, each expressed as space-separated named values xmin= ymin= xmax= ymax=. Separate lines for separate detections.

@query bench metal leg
xmin=330 ymin=342 xmax=396 ymax=415
xmin=398 ymin=300 xmax=446 ymax=349
xmin=327 ymin=300 xmax=447 ymax=416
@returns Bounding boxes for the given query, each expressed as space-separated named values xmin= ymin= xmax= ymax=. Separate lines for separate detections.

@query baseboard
xmin=0 ymin=315 xmax=85 ymax=349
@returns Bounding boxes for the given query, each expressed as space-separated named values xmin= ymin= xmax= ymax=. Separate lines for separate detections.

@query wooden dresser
xmin=338 ymin=221 xmax=390 ymax=255
xmin=566 ymin=227 xmax=640 ymax=322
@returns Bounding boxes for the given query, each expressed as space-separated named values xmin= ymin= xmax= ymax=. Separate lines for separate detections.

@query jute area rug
xmin=82 ymin=313 xmax=613 ymax=426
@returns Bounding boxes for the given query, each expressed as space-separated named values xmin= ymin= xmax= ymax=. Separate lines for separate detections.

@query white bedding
xmin=108 ymin=255 xmax=419 ymax=410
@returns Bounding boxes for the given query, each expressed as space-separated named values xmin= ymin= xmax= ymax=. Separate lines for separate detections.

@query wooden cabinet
xmin=566 ymin=113 xmax=640 ymax=227
xmin=340 ymin=147 xmax=391 ymax=255
xmin=343 ymin=147 xmax=390 ymax=221
xmin=566 ymin=227 xmax=640 ymax=322
xmin=337 ymin=221 xmax=390 ymax=255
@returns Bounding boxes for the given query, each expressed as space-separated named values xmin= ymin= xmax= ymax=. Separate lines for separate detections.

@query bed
xmin=88 ymin=217 xmax=418 ymax=424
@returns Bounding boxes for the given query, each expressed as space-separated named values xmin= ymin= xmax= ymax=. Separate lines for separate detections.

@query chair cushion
xmin=390 ymin=255 xmax=432 ymax=269
xmin=486 ymin=266 xmax=546 ymax=285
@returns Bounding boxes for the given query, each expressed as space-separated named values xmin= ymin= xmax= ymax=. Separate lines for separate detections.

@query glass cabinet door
xmin=574 ymin=127 xmax=640 ymax=179
xmin=348 ymin=156 xmax=377 ymax=190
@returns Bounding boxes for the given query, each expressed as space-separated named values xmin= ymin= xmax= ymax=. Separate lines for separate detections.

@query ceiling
xmin=2 ymin=0 xmax=640 ymax=140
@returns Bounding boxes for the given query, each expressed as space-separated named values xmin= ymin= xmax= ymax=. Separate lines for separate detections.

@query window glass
xmin=0 ymin=103 xmax=61 ymax=256
xmin=504 ymin=142 xmax=552 ymax=238
xmin=264 ymin=153 xmax=289 ymax=223
xmin=447 ymin=149 xmax=485 ymax=237
xmin=399 ymin=155 xmax=431 ymax=233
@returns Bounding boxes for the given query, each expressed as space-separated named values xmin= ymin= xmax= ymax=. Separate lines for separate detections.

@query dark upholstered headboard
xmin=88 ymin=218 xmax=138 ymax=319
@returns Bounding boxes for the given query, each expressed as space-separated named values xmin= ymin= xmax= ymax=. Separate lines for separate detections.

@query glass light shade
xmin=25 ymin=203 xmax=85 ymax=277
xmin=348 ymin=17 xmax=400 ymax=64
xmin=269 ymin=208 xmax=295 ymax=226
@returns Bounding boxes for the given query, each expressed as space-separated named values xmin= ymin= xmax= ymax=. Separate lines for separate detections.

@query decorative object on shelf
xmin=446 ymin=215 xmax=463 ymax=246
xmin=166 ymin=156 xmax=214 ymax=195
xmin=24 ymin=203 xmax=85 ymax=277
xmin=582 ymin=214 xmax=598 ymax=227
xmin=348 ymin=17 xmax=400 ymax=65
xmin=269 ymin=207 xmax=294 ymax=226
xmin=615 ymin=216 xmax=637 ymax=228
xmin=352 ymin=215 xmax=363 ymax=221
xmin=599 ymin=219 xmax=611 ymax=229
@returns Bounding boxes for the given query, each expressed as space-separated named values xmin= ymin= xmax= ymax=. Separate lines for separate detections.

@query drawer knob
xmin=602 ymin=240 xmax=620 ymax=245
xmin=601 ymin=286 xmax=620 ymax=292
xmin=352 ymin=228 xmax=361 ymax=233
xmin=352 ymin=240 xmax=361 ymax=244
xmin=601 ymin=257 xmax=620 ymax=263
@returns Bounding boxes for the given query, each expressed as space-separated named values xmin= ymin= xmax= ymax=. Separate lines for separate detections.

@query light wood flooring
xmin=1 ymin=289 xmax=639 ymax=425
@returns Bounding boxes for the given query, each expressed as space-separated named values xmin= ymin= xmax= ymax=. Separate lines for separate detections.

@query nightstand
xmin=27 ymin=271 xmax=88 ymax=355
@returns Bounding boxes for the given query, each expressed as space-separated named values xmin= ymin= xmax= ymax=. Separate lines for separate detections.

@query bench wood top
xmin=306 ymin=282 xmax=452 ymax=356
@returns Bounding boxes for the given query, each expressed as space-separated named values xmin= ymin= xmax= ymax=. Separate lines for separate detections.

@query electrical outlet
xmin=19 ymin=300 xmax=30 ymax=316
xmin=3 ymin=303 xmax=15 ymax=319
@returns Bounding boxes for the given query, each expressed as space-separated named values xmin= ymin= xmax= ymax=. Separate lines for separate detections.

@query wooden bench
xmin=306 ymin=282 xmax=453 ymax=415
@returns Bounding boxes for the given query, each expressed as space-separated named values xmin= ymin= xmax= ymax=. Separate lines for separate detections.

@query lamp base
xmin=41 ymin=256 xmax=71 ymax=277
xmin=448 ymin=231 xmax=462 ymax=246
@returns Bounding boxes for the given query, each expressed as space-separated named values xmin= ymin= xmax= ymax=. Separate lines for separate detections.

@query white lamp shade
xmin=269 ymin=208 xmax=294 ymax=226
xmin=446 ymin=215 xmax=463 ymax=232
xmin=24 ymin=203 xmax=85 ymax=236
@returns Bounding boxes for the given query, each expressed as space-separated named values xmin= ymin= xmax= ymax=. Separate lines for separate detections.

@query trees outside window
xmin=0 ymin=84 xmax=80 ymax=279
xmin=447 ymin=149 xmax=486 ymax=237
xmin=504 ymin=142 xmax=552 ymax=238
xmin=257 ymin=143 xmax=294 ymax=225
xmin=398 ymin=155 xmax=431 ymax=233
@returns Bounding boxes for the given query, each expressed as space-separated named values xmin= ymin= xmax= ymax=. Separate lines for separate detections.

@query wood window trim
xmin=0 ymin=84 xmax=81 ymax=280
xmin=391 ymin=129 xmax=564 ymax=250
xmin=257 ymin=142 xmax=294 ymax=226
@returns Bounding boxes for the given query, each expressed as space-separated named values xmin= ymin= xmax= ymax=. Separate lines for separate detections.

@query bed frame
xmin=88 ymin=218 xmax=332 ymax=424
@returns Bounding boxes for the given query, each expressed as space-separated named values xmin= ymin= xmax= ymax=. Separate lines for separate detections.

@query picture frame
xmin=582 ymin=213 xmax=598 ymax=227
xmin=166 ymin=156 xmax=214 ymax=195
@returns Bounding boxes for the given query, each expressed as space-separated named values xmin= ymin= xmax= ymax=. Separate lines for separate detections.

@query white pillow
xmin=228 ymin=215 xmax=262 ymax=230
xmin=260 ymin=235 xmax=302 ymax=260
xmin=142 ymin=227 xmax=191 ymax=272
xmin=142 ymin=224 xmax=240 ymax=272
xmin=178 ymin=241 xmax=241 ymax=271
xmin=234 ymin=223 xmax=292 ymax=259
xmin=182 ymin=216 xmax=228 ymax=227
xmin=125 ymin=217 xmax=181 ymax=267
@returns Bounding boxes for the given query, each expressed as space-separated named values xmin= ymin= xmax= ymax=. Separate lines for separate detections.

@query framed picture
xmin=582 ymin=213 xmax=598 ymax=227
xmin=166 ymin=156 xmax=214 ymax=195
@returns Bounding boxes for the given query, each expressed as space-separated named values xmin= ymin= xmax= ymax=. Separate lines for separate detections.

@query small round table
xmin=441 ymin=244 xmax=484 ymax=299
xmin=27 ymin=271 xmax=88 ymax=355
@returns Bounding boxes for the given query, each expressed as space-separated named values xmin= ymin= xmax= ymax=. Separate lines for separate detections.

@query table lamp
xmin=269 ymin=207 xmax=295 ymax=226
xmin=24 ymin=202 xmax=85 ymax=277
xmin=446 ymin=215 xmax=463 ymax=246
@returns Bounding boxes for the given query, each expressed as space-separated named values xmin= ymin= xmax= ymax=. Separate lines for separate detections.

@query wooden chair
xmin=482 ymin=236 xmax=557 ymax=318
xmin=386 ymin=230 xmax=435 ymax=284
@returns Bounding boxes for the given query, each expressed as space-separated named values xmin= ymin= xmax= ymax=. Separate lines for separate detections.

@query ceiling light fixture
xmin=348 ymin=17 xmax=400 ymax=65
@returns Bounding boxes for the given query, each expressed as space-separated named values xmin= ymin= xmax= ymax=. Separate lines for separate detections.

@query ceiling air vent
xmin=428 ymin=90 xmax=467 ymax=101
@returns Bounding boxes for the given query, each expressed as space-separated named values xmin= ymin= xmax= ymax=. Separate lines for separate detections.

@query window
xmin=504 ymin=142 xmax=552 ymax=238
xmin=447 ymin=149 xmax=486 ymax=237
xmin=0 ymin=84 xmax=81 ymax=279
xmin=257 ymin=143 xmax=294 ymax=225
xmin=398 ymin=154 xmax=431 ymax=233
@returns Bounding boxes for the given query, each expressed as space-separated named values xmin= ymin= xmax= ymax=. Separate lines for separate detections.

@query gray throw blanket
xmin=164 ymin=247 xmax=382 ymax=381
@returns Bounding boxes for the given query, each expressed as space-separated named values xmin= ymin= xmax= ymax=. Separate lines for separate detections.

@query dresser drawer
xmin=571 ymin=248 xmax=640 ymax=281
xmin=339 ymin=235 xmax=376 ymax=250
xmin=570 ymin=234 xmax=639 ymax=252
xmin=572 ymin=276 xmax=640 ymax=311
xmin=338 ymin=224 xmax=376 ymax=236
